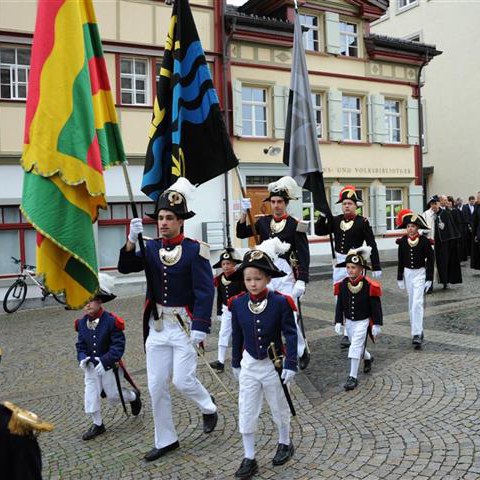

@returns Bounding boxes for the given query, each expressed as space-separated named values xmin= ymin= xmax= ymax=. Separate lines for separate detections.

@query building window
xmin=120 ymin=57 xmax=150 ymax=105
xmin=0 ymin=47 xmax=31 ymax=100
xmin=385 ymin=99 xmax=401 ymax=143
xmin=155 ymin=59 xmax=162 ymax=84
xmin=398 ymin=0 xmax=418 ymax=9
xmin=311 ymin=92 xmax=323 ymax=138
xmin=299 ymin=14 xmax=320 ymax=52
xmin=339 ymin=22 xmax=358 ymax=57
xmin=241 ymin=86 xmax=268 ymax=137
xmin=342 ymin=95 xmax=362 ymax=141
xmin=386 ymin=188 xmax=403 ymax=231
xmin=302 ymin=190 xmax=326 ymax=235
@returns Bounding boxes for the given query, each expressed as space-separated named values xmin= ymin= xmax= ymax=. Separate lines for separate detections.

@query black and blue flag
xmin=142 ymin=0 xmax=238 ymax=200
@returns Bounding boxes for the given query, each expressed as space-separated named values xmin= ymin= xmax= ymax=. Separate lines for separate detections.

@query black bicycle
xmin=3 ymin=257 xmax=66 ymax=313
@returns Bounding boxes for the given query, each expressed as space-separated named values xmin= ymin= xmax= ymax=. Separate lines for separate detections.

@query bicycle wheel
xmin=52 ymin=293 xmax=66 ymax=305
xmin=3 ymin=279 xmax=27 ymax=313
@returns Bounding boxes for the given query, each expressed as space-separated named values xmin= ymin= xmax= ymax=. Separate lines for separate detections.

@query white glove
xmin=371 ymin=270 xmax=382 ymax=279
xmin=397 ymin=280 xmax=405 ymax=290
xmin=372 ymin=325 xmax=381 ymax=338
xmin=79 ymin=357 xmax=90 ymax=370
xmin=240 ymin=198 xmax=252 ymax=213
xmin=424 ymin=281 xmax=432 ymax=293
xmin=190 ymin=330 xmax=207 ymax=346
xmin=232 ymin=367 xmax=241 ymax=380
xmin=292 ymin=280 xmax=306 ymax=299
xmin=128 ymin=218 xmax=143 ymax=244
xmin=94 ymin=358 xmax=106 ymax=376
xmin=334 ymin=323 xmax=343 ymax=336
xmin=281 ymin=369 xmax=296 ymax=386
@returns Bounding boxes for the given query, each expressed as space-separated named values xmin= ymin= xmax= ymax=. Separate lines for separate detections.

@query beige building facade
xmin=372 ymin=0 xmax=480 ymax=200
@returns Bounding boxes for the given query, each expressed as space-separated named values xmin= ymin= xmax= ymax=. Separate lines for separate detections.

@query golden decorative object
xmin=167 ymin=191 xmax=184 ymax=207
xmin=340 ymin=219 xmax=354 ymax=231
xmin=249 ymin=250 xmax=264 ymax=261
xmin=159 ymin=245 xmax=182 ymax=266
xmin=407 ymin=237 xmax=420 ymax=247
xmin=3 ymin=401 xmax=54 ymax=435
xmin=87 ymin=318 xmax=100 ymax=330
xmin=248 ymin=298 xmax=268 ymax=314
xmin=270 ymin=218 xmax=286 ymax=234
xmin=347 ymin=281 xmax=363 ymax=294
xmin=221 ymin=275 xmax=232 ymax=286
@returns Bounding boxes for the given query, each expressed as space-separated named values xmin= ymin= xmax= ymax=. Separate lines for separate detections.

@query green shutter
xmin=325 ymin=12 xmax=341 ymax=55
xmin=330 ymin=185 xmax=343 ymax=216
xmin=273 ymin=85 xmax=287 ymax=139
xmin=328 ymin=89 xmax=343 ymax=141
xmin=368 ymin=94 xmax=387 ymax=143
xmin=233 ymin=79 xmax=243 ymax=136
xmin=407 ymin=97 xmax=419 ymax=145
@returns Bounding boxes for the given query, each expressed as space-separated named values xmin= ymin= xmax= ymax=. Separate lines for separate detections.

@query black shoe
xmin=272 ymin=442 xmax=294 ymax=466
xmin=82 ymin=423 xmax=105 ymax=441
xmin=203 ymin=396 xmax=218 ymax=434
xmin=299 ymin=350 xmax=310 ymax=370
xmin=130 ymin=390 xmax=142 ymax=416
xmin=144 ymin=441 xmax=180 ymax=462
xmin=209 ymin=360 xmax=225 ymax=372
xmin=344 ymin=376 xmax=358 ymax=391
xmin=363 ymin=354 xmax=374 ymax=373
xmin=412 ymin=335 xmax=423 ymax=348
xmin=426 ymin=285 xmax=433 ymax=294
xmin=443 ymin=283 xmax=448 ymax=290
xmin=235 ymin=458 xmax=258 ymax=478
xmin=340 ymin=335 xmax=351 ymax=348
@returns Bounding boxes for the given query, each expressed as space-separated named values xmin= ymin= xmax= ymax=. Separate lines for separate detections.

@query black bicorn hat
xmin=230 ymin=249 xmax=287 ymax=281
xmin=263 ymin=176 xmax=299 ymax=202
xmin=336 ymin=246 xmax=372 ymax=270
xmin=336 ymin=185 xmax=362 ymax=205
xmin=146 ymin=178 xmax=196 ymax=220
xmin=396 ymin=209 xmax=429 ymax=230
xmin=427 ymin=194 xmax=440 ymax=207
xmin=94 ymin=273 xmax=116 ymax=303
xmin=212 ymin=248 xmax=242 ymax=269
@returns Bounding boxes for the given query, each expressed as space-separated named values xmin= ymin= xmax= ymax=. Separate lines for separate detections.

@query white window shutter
xmin=407 ymin=97 xmax=419 ymax=145
xmin=273 ymin=85 xmax=287 ymax=139
xmin=330 ymin=185 xmax=343 ymax=216
xmin=325 ymin=12 xmax=341 ymax=55
xmin=233 ymin=79 xmax=243 ymax=137
xmin=408 ymin=184 xmax=424 ymax=213
xmin=369 ymin=94 xmax=386 ymax=143
xmin=328 ymin=89 xmax=343 ymax=141
xmin=373 ymin=185 xmax=387 ymax=235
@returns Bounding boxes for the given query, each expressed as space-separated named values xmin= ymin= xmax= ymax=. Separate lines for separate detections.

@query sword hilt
xmin=269 ymin=342 xmax=283 ymax=369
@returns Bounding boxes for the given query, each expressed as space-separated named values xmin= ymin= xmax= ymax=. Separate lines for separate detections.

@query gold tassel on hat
xmin=3 ymin=401 xmax=54 ymax=436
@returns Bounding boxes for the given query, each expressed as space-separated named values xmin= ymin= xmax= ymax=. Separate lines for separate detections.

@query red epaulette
xmin=274 ymin=291 xmax=298 ymax=312
xmin=111 ymin=312 xmax=125 ymax=330
xmin=227 ymin=291 xmax=247 ymax=311
xmin=213 ymin=275 xmax=220 ymax=288
xmin=333 ymin=282 xmax=342 ymax=296
xmin=365 ymin=277 xmax=382 ymax=297
xmin=74 ymin=318 xmax=80 ymax=332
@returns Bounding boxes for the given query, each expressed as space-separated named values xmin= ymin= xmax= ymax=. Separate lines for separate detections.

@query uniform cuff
xmin=192 ymin=318 xmax=211 ymax=334
xmin=284 ymin=359 xmax=298 ymax=372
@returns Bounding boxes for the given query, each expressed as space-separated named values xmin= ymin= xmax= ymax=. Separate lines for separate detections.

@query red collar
xmin=272 ymin=214 xmax=288 ymax=222
xmin=408 ymin=234 xmax=419 ymax=240
xmin=162 ymin=233 xmax=184 ymax=246
xmin=343 ymin=214 xmax=357 ymax=221
xmin=249 ymin=288 xmax=269 ymax=302
xmin=348 ymin=275 xmax=363 ymax=286
xmin=87 ymin=307 xmax=104 ymax=320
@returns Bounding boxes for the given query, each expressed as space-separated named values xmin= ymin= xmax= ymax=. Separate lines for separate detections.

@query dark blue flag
xmin=142 ymin=0 xmax=238 ymax=200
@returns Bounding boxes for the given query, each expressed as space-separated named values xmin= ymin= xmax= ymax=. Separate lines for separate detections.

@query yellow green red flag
xmin=20 ymin=0 xmax=126 ymax=309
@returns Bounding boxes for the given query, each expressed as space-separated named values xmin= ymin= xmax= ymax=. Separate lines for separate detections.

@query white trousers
xmin=269 ymin=258 xmax=306 ymax=357
xmin=218 ymin=305 xmax=232 ymax=348
xmin=238 ymin=351 xmax=290 ymax=434
xmin=333 ymin=253 xmax=348 ymax=284
xmin=145 ymin=307 xmax=216 ymax=449
xmin=84 ymin=366 xmax=136 ymax=415
xmin=404 ymin=267 xmax=426 ymax=336
xmin=345 ymin=318 xmax=370 ymax=360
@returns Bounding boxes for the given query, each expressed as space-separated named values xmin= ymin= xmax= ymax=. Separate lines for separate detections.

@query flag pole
xmin=121 ymin=162 xmax=160 ymax=320
xmin=234 ymin=166 xmax=260 ymax=245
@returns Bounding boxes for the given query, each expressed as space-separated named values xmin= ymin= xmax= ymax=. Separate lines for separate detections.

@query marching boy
xmin=209 ymin=248 xmax=245 ymax=372
xmin=75 ymin=274 xmax=141 ymax=441
xmin=334 ymin=247 xmax=383 ymax=391
xmin=229 ymin=248 xmax=298 ymax=479
xmin=396 ymin=209 xmax=434 ymax=348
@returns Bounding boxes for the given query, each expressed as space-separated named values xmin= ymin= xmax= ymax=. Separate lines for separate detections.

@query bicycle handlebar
xmin=10 ymin=256 xmax=36 ymax=271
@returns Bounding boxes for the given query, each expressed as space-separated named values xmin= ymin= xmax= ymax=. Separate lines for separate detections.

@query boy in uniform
xmin=334 ymin=247 xmax=383 ymax=391
xmin=396 ymin=209 xmax=434 ymax=348
xmin=229 ymin=248 xmax=298 ymax=478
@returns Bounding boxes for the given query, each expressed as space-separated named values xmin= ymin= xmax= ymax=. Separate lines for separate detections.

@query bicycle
xmin=3 ymin=257 xmax=66 ymax=313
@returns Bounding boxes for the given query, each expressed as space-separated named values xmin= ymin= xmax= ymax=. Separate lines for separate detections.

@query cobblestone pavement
xmin=1 ymin=266 xmax=480 ymax=479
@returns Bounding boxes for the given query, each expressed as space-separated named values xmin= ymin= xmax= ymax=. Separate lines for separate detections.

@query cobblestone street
xmin=2 ymin=265 xmax=480 ymax=479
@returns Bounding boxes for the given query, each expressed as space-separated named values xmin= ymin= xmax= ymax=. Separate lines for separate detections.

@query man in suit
xmin=471 ymin=193 xmax=480 ymax=270
xmin=462 ymin=196 xmax=476 ymax=258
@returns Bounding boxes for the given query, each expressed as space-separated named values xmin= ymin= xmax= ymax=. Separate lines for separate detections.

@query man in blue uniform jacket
xmin=117 ymin=178 xmax=217 ymax=462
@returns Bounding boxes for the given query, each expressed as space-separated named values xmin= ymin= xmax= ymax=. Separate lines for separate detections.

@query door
xmin=245 ymin=187 xmax=270 ymax=247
